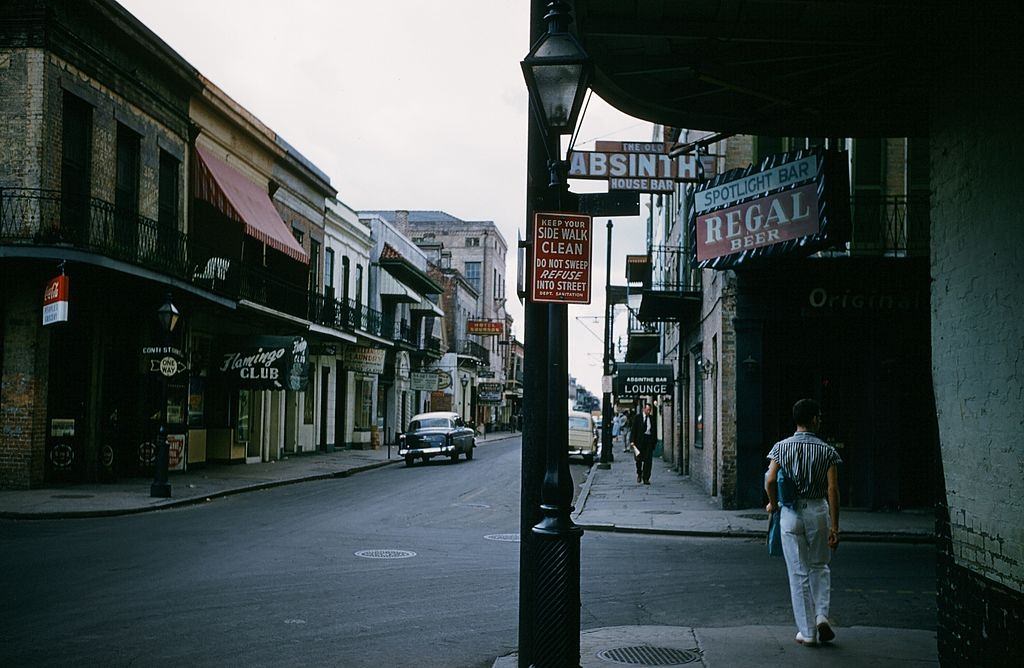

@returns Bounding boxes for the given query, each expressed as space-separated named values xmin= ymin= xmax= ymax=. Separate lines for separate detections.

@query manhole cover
xmin=50 ymin=494 xmax=95 ymax=499
xmin=453 ymin=502 xmax=491 ymax=509
xmin=641 ymin=510 xmax=681 ymax=515
xmin=484 ymin=533 xmax=520 ymax=542
xmin=354 ymin=549 xmax=417 ymax=559
xmin=739 ymin=513 xmax=768 ymax=521
xmin=597 ymin=646 xmax=702 ymax=665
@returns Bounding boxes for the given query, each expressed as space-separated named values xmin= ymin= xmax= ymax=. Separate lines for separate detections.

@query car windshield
xmin=409 ymin=418 xmax=452 ymax=430
xmin=568 ymin=417 xmax=591 ymax=430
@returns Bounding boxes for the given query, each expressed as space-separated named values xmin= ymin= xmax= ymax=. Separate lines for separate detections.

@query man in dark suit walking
xmin=631 ymin=403 xmax=657 ymax=484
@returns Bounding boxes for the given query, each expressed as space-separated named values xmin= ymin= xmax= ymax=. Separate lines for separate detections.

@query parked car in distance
xmin=568 ymin=409 xmax=598 ymax=465
xmin=398 ymin=411 xmax=475 ymax=466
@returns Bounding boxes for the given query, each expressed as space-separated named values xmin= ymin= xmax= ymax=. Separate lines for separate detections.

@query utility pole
xmin=598 ymin=219 xmax=614 ymax=469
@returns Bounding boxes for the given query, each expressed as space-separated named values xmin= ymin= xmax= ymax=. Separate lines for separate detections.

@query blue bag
xmin=767 ymin=509 xmax=783 ymax=556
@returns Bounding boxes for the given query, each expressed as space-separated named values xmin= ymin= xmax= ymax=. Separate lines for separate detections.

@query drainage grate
xmin=641 ymin=510 xmax=681 ymax=515
xmin=484 ymin=533 xmax=520 ymax=542
xmin=596 ymin=646 xmax=702 ymax=666
xmin=50 ymin=494 xmax=95 ymax=499
xmin=354 ymin=549 xmax=417 ymax=559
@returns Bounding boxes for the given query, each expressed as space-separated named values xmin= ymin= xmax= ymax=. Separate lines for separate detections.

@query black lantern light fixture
xmin=156 ymin=293 xmax=180 ymax=334
xmin=521 ymin=0 xmax=592 ymax=138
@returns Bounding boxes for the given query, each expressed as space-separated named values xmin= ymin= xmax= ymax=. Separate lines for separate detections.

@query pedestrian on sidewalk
xmin=764 ymin=398 xmax=842 ymax=647
xmin=622 ymin=410 xmax=633 ymax=453
xmin=631 ymin=403 xmax=657 ymax=484
xmin=611 ymin=412 xmax=622 ymax=450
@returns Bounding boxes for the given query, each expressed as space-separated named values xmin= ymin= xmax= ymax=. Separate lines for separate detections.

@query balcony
xmin=839 ymin=193 xmax=929 ymax=257
xmin=0 ymin=188 xmax=369 ymax=334
xmin=1 ymin=187 xmax=192 ymax=278
xmin=635 ymin=245 xmax=702 ymax=324
xmin=460 ymin=340 xmax=490 ymax=362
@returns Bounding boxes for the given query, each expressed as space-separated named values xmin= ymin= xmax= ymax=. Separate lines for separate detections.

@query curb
xmin=0 ymin=458 xmax=399 ymax=521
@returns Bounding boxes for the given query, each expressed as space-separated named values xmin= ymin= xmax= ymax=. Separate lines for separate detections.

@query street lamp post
xmin=599 ymin=219 xmax=614 ymax=470
xmin=461 ymin=374 xmax=469 ymax=422
xmin=521 ymin=2 xmax=591 ymax=665
xmin=150 ymin=292 xmax=179 ymax=498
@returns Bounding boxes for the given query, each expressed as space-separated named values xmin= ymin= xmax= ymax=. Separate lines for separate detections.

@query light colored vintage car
xmin=568 ymin=410 xmax=598 ymax=465
xmin=398 ymin=411 xmax=476 ymax=466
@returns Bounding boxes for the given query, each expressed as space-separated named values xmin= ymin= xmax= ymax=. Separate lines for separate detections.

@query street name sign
xmin=531 ymin=212 xmax=592 ymax=304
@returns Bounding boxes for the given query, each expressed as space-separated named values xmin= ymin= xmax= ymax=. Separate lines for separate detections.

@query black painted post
xmin=599 ymin=219 xmax=614 ymax=469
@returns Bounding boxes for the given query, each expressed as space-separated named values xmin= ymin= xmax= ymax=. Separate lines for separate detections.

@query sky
xmin=119 ymin=0 xmax=652 ymax=396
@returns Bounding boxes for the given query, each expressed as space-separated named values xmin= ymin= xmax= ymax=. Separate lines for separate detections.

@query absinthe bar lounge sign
xmin=615 ymin=364 xmax=674 ymax=397
xmin=690 ymin=148 xmax=850 ymax=270
xmin=219 ymin=336 xmax=309 ymax=391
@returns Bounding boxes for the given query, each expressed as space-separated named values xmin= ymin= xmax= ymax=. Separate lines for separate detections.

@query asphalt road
xmin=0 ymin=435 xmax=935 ymax=667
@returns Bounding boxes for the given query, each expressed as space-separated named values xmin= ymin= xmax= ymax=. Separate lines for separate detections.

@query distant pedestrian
xmin=764 ymin=398 xmax=842 ymax=647
xmin=622 ymin=411 xmax=633 ymax=453
xmin=631 ymin=403 xmax=657 ymax=484
xmin=611 ymin=412 xmax=622 ymax=449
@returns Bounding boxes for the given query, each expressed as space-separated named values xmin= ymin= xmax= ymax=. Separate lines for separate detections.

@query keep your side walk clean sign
xmin=530 ymin=212 xmax=592 ymax=304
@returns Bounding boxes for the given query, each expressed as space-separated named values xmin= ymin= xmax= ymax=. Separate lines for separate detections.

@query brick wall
xmin=0 ymin=280 xmax=50 ymax=489
xmin=931 ymin=51 xmax=1023 ymax=663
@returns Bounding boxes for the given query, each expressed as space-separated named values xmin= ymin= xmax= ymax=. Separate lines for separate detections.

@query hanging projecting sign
xmin=343 ymin=346 xmax=386 ymax=375
xmin=410 ymin=372 xmax=439 ymax=392
xmin=568 ymin=141 xmax=702 ymax=193
xmin=477 ymin=382 xmax=504 ymax=404
xmin=143 ymin=346 xmax=188 ymax=377
xmin=466 ymin=319 xmax=504 ymax=336
xmin=614 ymin=364 xmax=674 ymax=397
xmin=42 ymin=275 xmax=70 ymax=325
xmin=690 ymin=148 xmax=850 ymax=270
xmin=218 ymin=336 xmax=309 ymax=391
xmin=530 ymin=212 xmax=592 ymax=304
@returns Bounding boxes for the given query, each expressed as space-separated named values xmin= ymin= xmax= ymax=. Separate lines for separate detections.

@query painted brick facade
xmin=930 ymin=52 xmax=1024 ymax=664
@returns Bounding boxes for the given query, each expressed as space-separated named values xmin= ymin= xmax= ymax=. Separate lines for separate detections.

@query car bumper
xmin=568 ymin=447 xmax=597 ymax=456
xmin=399 ymin=445 xmax=455 ymax=457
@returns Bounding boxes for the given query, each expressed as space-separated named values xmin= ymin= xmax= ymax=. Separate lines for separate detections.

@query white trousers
xmin=780 ymin=498 xmax=832 ymax=639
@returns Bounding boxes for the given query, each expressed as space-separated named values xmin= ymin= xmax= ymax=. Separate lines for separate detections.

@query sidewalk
xmin=572 ymin=454 xmax=935 ymax=542
xmin=0 ymin=430 xmax=520 ymax=520
xmin=492 ymin=456 xmax=938 ymax=667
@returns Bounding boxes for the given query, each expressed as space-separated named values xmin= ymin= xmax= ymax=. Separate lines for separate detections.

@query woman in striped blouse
xmin=765 ymin=398 xmax=842 ymax=646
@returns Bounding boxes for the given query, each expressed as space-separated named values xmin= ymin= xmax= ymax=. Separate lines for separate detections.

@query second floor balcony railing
xmin=307 ymin=294 xmax=385 ymax=338
xmin=845 ymin=193 xmax=929 ymax=256
xmin=1 ymin=187 xmax=191 ymax=278
xmin=460 ymin=339 xmax=490 ymax=361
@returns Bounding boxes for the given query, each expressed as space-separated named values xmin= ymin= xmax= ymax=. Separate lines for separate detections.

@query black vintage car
xmin=398 ymin=411 xmax=476 ymax=466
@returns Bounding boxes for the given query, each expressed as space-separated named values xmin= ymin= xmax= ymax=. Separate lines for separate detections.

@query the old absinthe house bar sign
xmin=690 ymin=148 xmax=850 ymax=269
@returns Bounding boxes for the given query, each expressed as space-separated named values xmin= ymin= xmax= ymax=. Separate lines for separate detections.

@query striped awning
xmin=379 ymin=270 xmax=422 ymax=303
xmin=194 ymin=144 xmax=308 ymax=263
xmin=411 ymin=294 xmax=444 ymax=317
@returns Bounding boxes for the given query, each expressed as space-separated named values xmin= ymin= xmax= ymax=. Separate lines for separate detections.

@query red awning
xmin=194 ymin=145 xmax=308 ymax=263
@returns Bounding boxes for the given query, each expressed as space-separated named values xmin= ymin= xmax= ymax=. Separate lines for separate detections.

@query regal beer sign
xmin=690 ymin=148 xmax=850 ymax=269
xmin=531 ymin=212 xmax=592 ymax=304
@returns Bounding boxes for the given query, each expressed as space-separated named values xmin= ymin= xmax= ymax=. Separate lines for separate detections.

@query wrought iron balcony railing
xmin=461 ymin=339 xmax=490 ymax=361
xmin=1 ymin=187 xmax=192 ymax=278
xmin=0 ymin=188 xmax=393 ymax=338
xmin=628 ymin=311 xmax=659 ymax=335
xmin=648 ymin=245 xmax=701 ymax=292
xmin=843 ymin=193 xmax=929 ymax=256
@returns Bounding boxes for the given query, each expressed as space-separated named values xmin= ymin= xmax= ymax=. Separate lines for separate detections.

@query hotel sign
xmin=530 ymin=212 xmax=592 ymax=304
xmin=466 ymin=319 xmax=504 ymax=336
xmin=690 ymin=148 xmax=850 ymax=270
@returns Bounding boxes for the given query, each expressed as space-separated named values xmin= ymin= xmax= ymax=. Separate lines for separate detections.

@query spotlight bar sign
xmin=531 ymin=212 xmax=592 ymax=304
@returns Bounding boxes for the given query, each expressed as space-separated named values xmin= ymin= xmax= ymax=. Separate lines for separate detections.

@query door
xmin=335 ymin=361 xmax=346 ymax=449
xmin=319 ymin=366 xmax=330 ymax=451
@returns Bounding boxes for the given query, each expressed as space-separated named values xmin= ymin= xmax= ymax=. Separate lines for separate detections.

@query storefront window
xmin=355 ymin=377 xmax=373 ymax=430
xmin=236 ymin=389 xmax=251 ymax=443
